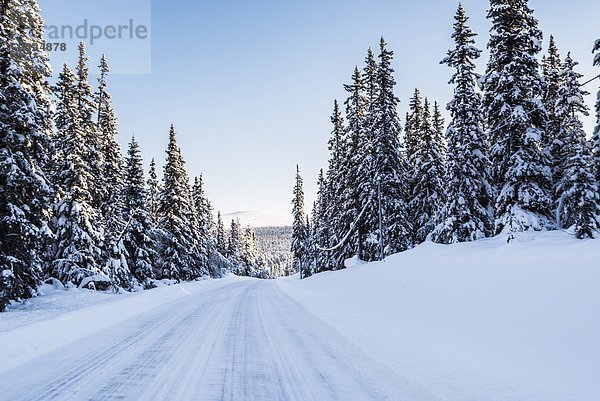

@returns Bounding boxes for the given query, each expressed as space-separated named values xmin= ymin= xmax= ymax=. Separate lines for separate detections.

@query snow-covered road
xmin=1 ymin=279 xmax=391 ymax=401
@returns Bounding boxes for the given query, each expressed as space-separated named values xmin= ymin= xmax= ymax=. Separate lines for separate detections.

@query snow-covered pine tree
xmin=303 ymin=215 xmax=314 ymax=277
xmin=157 ymin=125 xmax=200 ymax=281
xmin=593 ymin=38 xmax=600 ymax=182
xmin=241 ymin=224 xmax=258 ymax=276
xmin=432 ymin=101 xmax=447 ymax=161
xmin=216 ymin=211 xmax=227 ymax=256
xmin=95 ymin=54 xmax=129 ymax=290
xmin=96 ymin=54 xmax=124 ymax=219
xmin=291 ymin=165 xmax=308 ymax=278
xmin=369 ymin=37 xmax=412 ymax=256
xmin=0 ymin=0 xmax=54 ymax=310
xmin=228 ymin=218 xmax=243 ymax=269
xmin=409 ymin=98 xmax=446 ymax=243
xmin=180 ymin=151 xmax=208 ymax=280
xmin=343 ymin=66 xmax=368 ymax=262
xmin=147 ymin=158 xmax=161 ymax=226
xmin=433 ymin=4 xmax=494 ymax=244
xmin=192 ymin=175 xmax=214 ymax=276
xmin=553 ymin=53 xmax=599 ymax=238
xmin=311 ymin=169 xmax=330 ymax=272
xmin=122 ymin=136 xmax=157 ymax=289
xmin=74 ymin=43 xmax=102 ymax=209
xmin=542 ymin=35 xmax=562 ymax=154
xmin=405 ymin=89 xmax=424 ymax=166
xmin=355 ymin=48 xmax=380 ymax=261
xmin=50 ymin=65 xmax=104 ymax=288
xmin=483 ymin=0 xmax=554 ymax=236
xmin=324 ymin=100 xmax=353 ymax=269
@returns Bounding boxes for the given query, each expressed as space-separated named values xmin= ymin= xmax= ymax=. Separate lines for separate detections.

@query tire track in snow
xmin=2 ymin=279 xmax=404 ymax=401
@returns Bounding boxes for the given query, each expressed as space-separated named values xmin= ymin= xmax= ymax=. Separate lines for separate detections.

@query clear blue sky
xmin=38 ymin=0 xmax=600 ymax=224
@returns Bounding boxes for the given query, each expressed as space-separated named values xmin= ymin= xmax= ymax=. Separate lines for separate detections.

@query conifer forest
xmin=1 ymin=1 xmax=599 ymax=400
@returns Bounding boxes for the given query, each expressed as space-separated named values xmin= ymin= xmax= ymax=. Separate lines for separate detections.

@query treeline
xmin=254 ymin=226 xmax=293 ymax=278
xmin=0 ymin=1 xmax=265 ymax=311
xmin=291 ymin=2 xmax=600 ymax=277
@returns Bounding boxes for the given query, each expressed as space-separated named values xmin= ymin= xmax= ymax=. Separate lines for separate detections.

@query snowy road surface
xmin=0 ymin=279 xmax=396 ymax=401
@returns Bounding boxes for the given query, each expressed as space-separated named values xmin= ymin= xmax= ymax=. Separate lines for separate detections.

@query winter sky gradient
xmin=37 ymin=0 xmax=600 ymax=224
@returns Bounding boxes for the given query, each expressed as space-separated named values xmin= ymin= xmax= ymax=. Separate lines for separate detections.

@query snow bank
xmin=278 ymin=231 xmax=600 ymax=401
xmin=0 ymin=276 xmax=239 ymax=375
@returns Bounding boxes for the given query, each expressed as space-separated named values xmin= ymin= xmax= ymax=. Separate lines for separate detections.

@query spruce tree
xmin=355 ymin=48 xmax=380 ymax=261
xmin=405 ymin=89 xmax=424 ymax=166
xmin=483 ymin=0 xmax=554 ymax=236
xmin=0 ymin=0 xmax=54 ymax=309
xmin=542 ymin=35 xmax=562 ymax=153
xmin=303 ymin=215 xmax=314 ymax=277
xmin=368 ymin=37 xmax=412 ymax=255
xmin=95 ymin=54 xmax=129 ymax=290
xmin=312 ymin=169 xmax=331 ymax=272
xmin=191 ymin=175 xmax=212 ymax=276
xmin=50 ymin=65 xmax=104 ymax=287
xmin=553 ymin=54 xmax=599 ymax=238
xmin=433 ymin=4 xmax=494 ymax=244
xmin=215 ymin=211 xmax=227 ymax=256
xmin=343 ymin=66 xmax=368 ymax=262
xmin=291 ymin=165 xmax=308 ymax=278
xmin=241 ymin=224 xmax=258 ymax=276
xmin=228 ymin=218 xmax=243 ymax=269
xmin=157 ymin=125 xmax=200 ymax=281
xmin=432 ymin=101 xmax=447 ymax=161
xmin=122 ymin=136 xmax=156 ymax=288
xmin=74 ymin=43 xmax=102 ymax=209
xmin=410 ymin=98 xmax=446 ymax=243
xmin=324 ymin=100 xmax=353 ymax=269
xmin=593 ymin=39 xmax=600 ymax=182
xmin=147 ymin=158 xmax=161 ymax=226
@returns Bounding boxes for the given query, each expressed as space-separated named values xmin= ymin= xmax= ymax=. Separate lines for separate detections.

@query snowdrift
xmin=278 ymin=231 xmax=600 ymax=401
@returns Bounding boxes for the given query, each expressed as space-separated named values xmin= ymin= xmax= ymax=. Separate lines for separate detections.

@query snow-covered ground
xmin=0 ymin=231 xmax=598 ymax=400
xmin=280 ymin=231 xmax=600 ymax=401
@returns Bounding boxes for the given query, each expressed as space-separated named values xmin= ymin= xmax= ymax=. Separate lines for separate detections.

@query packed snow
xmin=0 ymin=231 xmax=598 ymax=401
xmin=280 ymin=230 xmax=600 ymax=401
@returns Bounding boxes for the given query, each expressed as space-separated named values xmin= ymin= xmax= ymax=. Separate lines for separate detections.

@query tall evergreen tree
xmin=95 ymin=54 xmax=129 ymax=290
xmin=311 ymin=169 xmax=330 ymax=272
xmin=432 ymin=101 xmax=447 ymax=161
xmin=368 ymin=37 xmax=412 ymax=256
xmin=147 ymin=158 xmax=161 ymax=226
xmin=50 ymin=65 xmax=104 ymax=287
xmin=355 ymin=48 xmax=380 ymax=261
xmin=553 ymin=54 xmax=599 ymax=238
xmin=157 ymin=125 xmax=200 ymax=281
xmin=433 ymin=4 xmax=494 ymax=244
xmin=241 ymin=224 xmax=258 ymax=276
xmin=0 ymin=0 xmax=54 ymax=309
xmin=291 ymin=165 xmax=308 ymax=278
xmin=343 ymin=66 xmax=368 ymax=261
xmin=191 ymin=174 xmax=212 ymax=276
xmin=228 ymin=218 xmax=243 ymax=268
xmin=324 ymin=100 xmax=353 ymax=269
xmin=542 ymin=35 xmax=562 ymax=153
xmin=122 ymin=136 xmax=156 ymax=288
xmin=592 ymin=39 xmax=600 ymax=182
xmin=96 ymin=54 xmax=123 ymax=221
xmin=483 ymin=0 xmax=554 ymax=236
xmin=410 ymin=98 xmax=446 ymax=243
xmin=74 ymin=43 xmax=102 ymax=209
xmin=405 ymin=89 xmax=424 ymax=165
xmin=215 ymin=211 xmax=227 ymax=256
